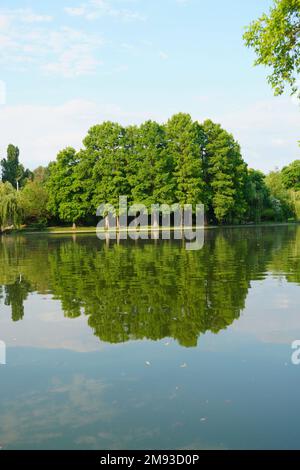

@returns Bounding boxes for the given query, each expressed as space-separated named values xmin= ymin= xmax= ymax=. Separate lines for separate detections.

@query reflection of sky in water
xmin=0 ymin=336 xmax=299 ymax=450
xmin=0 ymin=227 xmax=300 ymax=449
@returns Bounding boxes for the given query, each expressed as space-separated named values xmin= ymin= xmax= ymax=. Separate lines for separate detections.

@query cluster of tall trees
xmin=0 ymin=115 xmax=299 ymax=230
xmin=0 ymin=145 xmax=48 ymax=230
xmin=46 ymin=115 xmax=251 ymax=226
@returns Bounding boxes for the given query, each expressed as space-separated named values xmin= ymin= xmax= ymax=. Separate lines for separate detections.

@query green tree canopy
xmin=42 ymin=114 xmax=300 ymax=228
xmin=32 ymin=166 xmax=50 ymax=184
xmin=202 ymin=120 xmax=248 ymax=224
xmin=245 ymin=169 xmax=271 ymax=223
xmin=129 ymin=120 xmax=173 ymax=208
xmin=83 ymin=122 xmax=131 ymax=213
xmin=166 ymin=113 xmax=206 ymax=209
xmin=47 ymin=147 xmax=87 ymax=226
xmin=0 ymin=182 xmax=22 ymax=231
xmin=0 ymin=145 xmax=31 ymax=190
xmin=282 ymin=159 xmax=300 ymax=190
xmin=20 ymin=180 xmax=49 ymax=225
xmin=244 ymin=0 xmax=300 ymax=98
xmin=265 ymin=169 xmax=295 ymax=219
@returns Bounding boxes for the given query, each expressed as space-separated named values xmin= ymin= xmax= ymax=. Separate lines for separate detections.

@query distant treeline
xmin=0 ymin=113 xmax=300 ymax=230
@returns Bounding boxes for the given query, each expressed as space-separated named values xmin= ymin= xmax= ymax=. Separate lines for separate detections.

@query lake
xmin=0 ymin=226 xmax=300 ymax=450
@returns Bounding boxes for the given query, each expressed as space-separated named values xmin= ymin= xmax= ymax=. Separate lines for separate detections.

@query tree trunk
xmin=180 ymin=207 xmax=184 ymax=230
xmin=72 ymin=222 xmax=76 ymax=230
xmin=152 ymin=211 xmax=159 ymax=230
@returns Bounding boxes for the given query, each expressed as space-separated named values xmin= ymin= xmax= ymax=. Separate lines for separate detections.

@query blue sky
xmin=0 ymin=0 xmax=299 ymax=171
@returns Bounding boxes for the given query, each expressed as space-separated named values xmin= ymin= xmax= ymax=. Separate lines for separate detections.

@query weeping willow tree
xmin=0 ymin=182 xmax=22 ymax=232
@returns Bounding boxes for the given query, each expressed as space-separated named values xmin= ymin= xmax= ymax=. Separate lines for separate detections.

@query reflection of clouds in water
xmin=232 ymin=280 xmax=300 ymax=344
xmin=275 ymin=294 xmax=290 ymax=309
xmin=50 ymin=375 xmax=110 ymax=414
xmin=0 ymin=367 xmax=232 ymax=450
xmin=0 ymin=297 xmax=105 ymax=352
xmin=0 ymin=375 xmax=114 ymax=449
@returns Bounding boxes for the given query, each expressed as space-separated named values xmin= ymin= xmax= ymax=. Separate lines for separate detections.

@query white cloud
xmin=0 ymin=8 xmax=104 ymax=77
xmin=232 ymin=280 xmax=300 ymax=345
xmin=271 ymin=138 xmax=286 ymax=147
xmin=0 ymin=100 xmax=162 ymax=169
xmin=158 ymin=51 xmax=169 ymax=60
xmin=43 ymin=51 xmax=102 ymax=77
xmin=42 ymin=27 xmax=104 ymax=77
xmin=19 ymin=11 xmax=53 ymax=23
xmin=0 ymin=8 xmax=53 ymax=24
xmin=0 ymin=97 xmax=298 ymax=173
xmin=64 ymin=0 xmax=145 ymax=22
xmin=201 ymin=98 xmax=300 ymax=173
xmin=0 ymin=14 xmax=10 ymax=29
xmin=64 ymin=6 xmax=87 ymax=17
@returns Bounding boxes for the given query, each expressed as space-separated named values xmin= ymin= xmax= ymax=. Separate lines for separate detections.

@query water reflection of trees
xmin=0 ymin=226 xmax=299 ymax=347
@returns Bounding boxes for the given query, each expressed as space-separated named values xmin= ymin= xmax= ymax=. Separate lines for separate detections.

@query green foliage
xmin=264 ymin=163 xmax=300 ymax=221
xmin=166 ymin=113 xmax=206 ymax=208
xmin=265 ymin=170 xmax=295 ymax=219
xmin=202 ymin=120 xmax=248 ymax=224
xmin=84 ymin=122 xmax=131 ymax=212
xmin=129 ymin=120 xmax=173 ymax=207
xmin=1 ymin=227 xmax=300 ymax=345
xmin=0 ymin=182 xmax=22 ymax=230
xmin=44 ymin=115 xmax=253 ymax=226
xmin=0 ymin=145 xmax=31 ymax=190
xmin=47 ymin=147 xmax=87 ymax=225
xmin=4 ymin=277 xmax=31 ymax=322
xmin=282 ymin=159 xmax=300 ymax=190
xmin=32 ymin=166 xmax=50 ymax=184
xmin=244 ymin=0 xmax=300 ymax=98
xmin=20 ymin=180 xmax=49 ymax=225
xmin=245 ymin=169 xmax=271 ymax=223
xmin=4 ymin=115 xmax=297 ymax=229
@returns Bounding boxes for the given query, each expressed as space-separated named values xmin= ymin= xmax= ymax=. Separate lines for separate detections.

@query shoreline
xmin=2 ymin=221 xmax=299 ymax=236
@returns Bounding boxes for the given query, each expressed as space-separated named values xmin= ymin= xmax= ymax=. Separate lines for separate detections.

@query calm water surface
xmin=0 ymin=226 xmax=300 ymax=450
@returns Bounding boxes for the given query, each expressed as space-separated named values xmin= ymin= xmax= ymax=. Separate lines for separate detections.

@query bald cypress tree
xmin=165 ymin=113 xmax=206 ymax=210
xmin=129 ymin=120 xmax=173 ymax=207
xmin=202 ymin=120 xmax=248 ymax=224
xmin=83 ymin=122 xmax=131 ymax=212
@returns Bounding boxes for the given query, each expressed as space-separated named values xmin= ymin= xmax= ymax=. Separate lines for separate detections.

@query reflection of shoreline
xmin=0 ymin=226 xmax=299 ymax=348
xmin=8 ymin=221 xmax=300 ymax=236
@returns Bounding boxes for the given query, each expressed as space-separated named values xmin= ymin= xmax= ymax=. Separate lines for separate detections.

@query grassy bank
xmin=3 ymin=220 xmax=298 ymax=235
